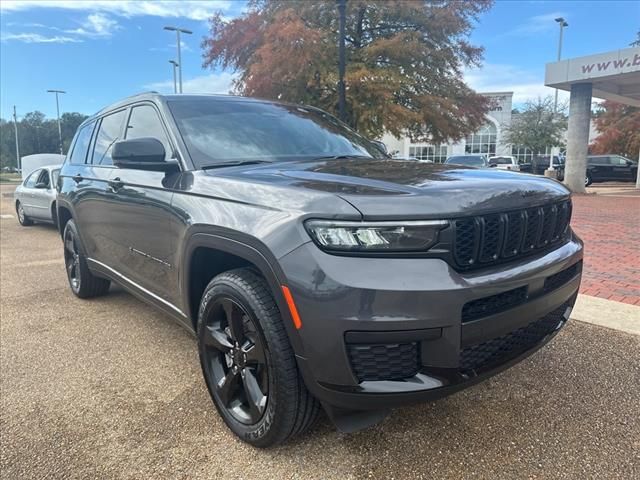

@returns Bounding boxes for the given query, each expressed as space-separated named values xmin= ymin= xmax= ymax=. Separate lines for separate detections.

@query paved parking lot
xmin=1 ymin=184 xmax=639 ymax=479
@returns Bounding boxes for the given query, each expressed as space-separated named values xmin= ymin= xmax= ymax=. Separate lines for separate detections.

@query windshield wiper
xmin=310 ymin=154 xmax=373 ymax=161
xmin=202 ymin=160 xmax=273 ymax=170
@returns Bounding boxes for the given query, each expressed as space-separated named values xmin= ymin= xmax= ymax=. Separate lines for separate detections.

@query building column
xmin=563 ymin=83 xmax=592 ymax=193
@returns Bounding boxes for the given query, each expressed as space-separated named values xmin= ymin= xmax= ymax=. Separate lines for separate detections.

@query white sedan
xmin=13 ymin=165 xmax=61 ymax=227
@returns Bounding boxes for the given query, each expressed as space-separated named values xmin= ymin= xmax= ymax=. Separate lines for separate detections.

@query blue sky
xmin=1 ymin=0 xmax=638 ymax=120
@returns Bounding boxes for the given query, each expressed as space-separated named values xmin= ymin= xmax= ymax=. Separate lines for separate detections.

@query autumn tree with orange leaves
xmin=202 ymin=0 xmax=493 ymax=142
xmin=590 ymin=101 xmax=640 ymax=160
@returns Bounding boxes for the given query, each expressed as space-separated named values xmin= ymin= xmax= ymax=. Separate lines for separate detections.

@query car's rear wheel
xmin=16 ymin=201 xmax=33 ymax=226
xmin=63 ymin=219 xmax=110 ymax=298
xmin=585 ymin=173 xmax=593 ymax=187
xmin=197 ymin=269 xmax=319 ymax=447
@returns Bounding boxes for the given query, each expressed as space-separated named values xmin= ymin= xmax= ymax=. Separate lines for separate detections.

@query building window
xmin=408 ymin=145 xmax=448 ymax=163
xmin=464 ymin=123 xmax=497 ymax=156
xmin=511 ymin=146 xmax=534 ymax=164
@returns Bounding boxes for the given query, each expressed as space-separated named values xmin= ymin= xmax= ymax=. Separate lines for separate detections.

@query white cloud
xmin=509 ymin=11 xmax=568 ymax=36
xmin=0 ymin=1 xmax=231 ymax=21
xmin=0 ymin=32 xmax=82 ymax=43
xmin=65 ymin=13 xmax=120 ymax=38
xmin=465 ymin=63 xmax=569 ymax=105
xmin=144 ymin=72 xmax=238 ymax=94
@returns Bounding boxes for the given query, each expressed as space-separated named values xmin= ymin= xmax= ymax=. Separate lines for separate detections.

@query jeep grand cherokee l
xmin=57 ymin=93 xmax=583 ymax=447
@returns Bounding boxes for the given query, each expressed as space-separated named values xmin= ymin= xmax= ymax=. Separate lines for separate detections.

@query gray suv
xmin=57 ymin=93 xmax=583 ymax=447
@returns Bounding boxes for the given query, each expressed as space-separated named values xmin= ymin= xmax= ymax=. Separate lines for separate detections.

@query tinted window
xmin=68 ymin=122 xmax=95 ymax=165
xmin=490 ymin=157 xmax=512 ymax=165
xmin=168 ymin=99 xmax=384 ymax=167
xmin=125 ymin=105 xmax=170 ymax=159
xmin=24 ymin=169 xmax=40 ymax=188
xmin=611 ymin=156 xmax=628 ymax=166
xmin=92 ymin=110 xmax=127 ymax=165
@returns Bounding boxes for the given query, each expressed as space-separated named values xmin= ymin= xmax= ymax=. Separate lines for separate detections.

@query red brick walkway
xmin=571 ymin=194 xmax=640 ymax=305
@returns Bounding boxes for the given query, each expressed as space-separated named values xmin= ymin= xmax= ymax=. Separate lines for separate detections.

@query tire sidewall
xmin=16 ymin=201 xmax=30 ymax=226
xmin=197 ymin=278 xmax=285 ymax=447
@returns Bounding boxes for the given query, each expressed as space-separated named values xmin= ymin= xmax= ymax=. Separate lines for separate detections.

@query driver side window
xmin=24 ymin=169 xmax=40 ymax=188
xmin=91 ymin=110 xmax=127 ymax=166
xmin=37 ymin=169 xmax=50 ymax=188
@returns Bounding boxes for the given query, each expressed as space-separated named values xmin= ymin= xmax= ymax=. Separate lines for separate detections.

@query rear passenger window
xmin=24 ymin=169 xmax=40 ymax=188
xmin=92 ymin=110 xmax=127 ymax=166
xmin=68 ymin=122 xmax=95 ymax=165
xmin=125 ymin=105 xmax=171 ymax=159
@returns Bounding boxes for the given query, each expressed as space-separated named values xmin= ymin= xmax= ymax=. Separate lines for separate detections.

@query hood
xmin=213 ymin=158 xmax=571 ymax=220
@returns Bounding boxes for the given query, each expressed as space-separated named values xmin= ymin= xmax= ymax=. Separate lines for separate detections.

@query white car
xmin=488 ymin=155 xmax=520 ymax=171
xmin=13 ymin=165 xmax=61 ymax=227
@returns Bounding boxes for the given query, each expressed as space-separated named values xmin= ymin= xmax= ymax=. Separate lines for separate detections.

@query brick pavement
xmin=571 ymin=193 xmax=640 ymax=305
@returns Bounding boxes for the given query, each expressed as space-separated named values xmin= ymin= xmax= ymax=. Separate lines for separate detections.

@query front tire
xmin=197 ymin=269 xmax=319 ymax=447
xmin=63 ymin=219 xmax=110 ymax=298
xmin=16 ymin=201 xmax=33 ymax=226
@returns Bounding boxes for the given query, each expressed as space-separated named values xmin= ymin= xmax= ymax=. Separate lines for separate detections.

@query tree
xmin=504 ymin=97 xmax=567 ymax=155
xmin=590 ymin=100 xmax=640 ymax=159
xmin=0 ymin=111 xmax=88 ymax=168
xmin=202 ymin=0 xmax=493 ymax=142
xmin=631 ymin=30 xmax=640 ymax=47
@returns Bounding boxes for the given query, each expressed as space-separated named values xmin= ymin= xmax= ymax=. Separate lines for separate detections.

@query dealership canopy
xmin=545 ymin=46 xmax=640 ymax=192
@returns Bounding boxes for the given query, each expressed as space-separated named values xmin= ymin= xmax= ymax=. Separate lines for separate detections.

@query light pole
xmin=553 ymin=17 xmax=568 ymax=113
xmin=169 ymin=60 xmax=179 ymax=94
xmin=46 ymin=89 xmax=66 ymax=154
xmin=13 ymin=106 xmax=20 ymax=171
xmin=336 ymin=0 xmax=347 ymax=122
xmin=164 ymin=26 xmax=192 ymax=93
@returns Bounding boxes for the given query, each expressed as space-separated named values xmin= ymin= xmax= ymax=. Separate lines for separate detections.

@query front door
xmin=103 ymin=103 xmax=183 ymax=308
xmin=30 ymin=168 xmax=53 ymax=220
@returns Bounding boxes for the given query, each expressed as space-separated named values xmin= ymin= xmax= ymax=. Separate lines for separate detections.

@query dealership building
xmin=381 ymin=91 xmax=597 ymax=163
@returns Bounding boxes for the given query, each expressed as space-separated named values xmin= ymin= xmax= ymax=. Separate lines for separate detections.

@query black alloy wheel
xmin=64 ymin=227 xmax=82 ymax=292
xmin=202 ymin=297 xmax=269 ymax=424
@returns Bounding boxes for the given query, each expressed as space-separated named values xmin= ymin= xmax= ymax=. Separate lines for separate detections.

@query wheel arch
xmin=182 ymin=230 xmax=304 ymax=354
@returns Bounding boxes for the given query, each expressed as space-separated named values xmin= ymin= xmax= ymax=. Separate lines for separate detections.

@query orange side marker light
xmin=281 ymin=286 xmax=302 ymax=329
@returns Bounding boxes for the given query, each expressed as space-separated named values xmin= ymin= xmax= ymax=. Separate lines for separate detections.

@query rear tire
xmin=16 ymin=201 xmax=33 ymax=226
xmin=63 ymin=219 xmax=110 ymax=298
xmin=197 ymin=269 xmax=319 ymax=447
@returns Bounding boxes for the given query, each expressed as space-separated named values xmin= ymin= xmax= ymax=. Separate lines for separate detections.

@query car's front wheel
xmin=197 ymin=269 xmax=319 ymax=447
xmin=16 ymin=201 xmax=33 ymax=226
xmin=63 ymin=219 xmax=111 ymax=298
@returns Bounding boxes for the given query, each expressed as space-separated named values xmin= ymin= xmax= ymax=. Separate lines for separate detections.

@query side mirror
xmin=34 ymin=181 xmax=48 ymax=189
xmin=112 ymin=137 xmax=177 ymax=172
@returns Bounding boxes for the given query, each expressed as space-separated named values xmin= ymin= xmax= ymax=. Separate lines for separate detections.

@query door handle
xmin=72 ymin=173 xmax=83 ymax=184
xmin=108 ymin=177 xmax=124 ymax=192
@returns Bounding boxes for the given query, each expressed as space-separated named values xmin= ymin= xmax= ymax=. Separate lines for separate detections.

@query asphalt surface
xmin=1 ymin=184 xmax=639 ymax=479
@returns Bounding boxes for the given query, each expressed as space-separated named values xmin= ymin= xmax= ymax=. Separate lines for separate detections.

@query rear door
xmin=19 ymin=169 xmax=41 ymax=216
xmin=71 ymin=110 xmax=127 ymax=263
xmin=588 ymin=156 xmax=611 ymax=181
xmin=103 ymin=102 xmax=183 ymax=306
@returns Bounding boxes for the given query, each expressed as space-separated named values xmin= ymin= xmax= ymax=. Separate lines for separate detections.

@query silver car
xmin=14 ymin=165 xmax=60 ymax=227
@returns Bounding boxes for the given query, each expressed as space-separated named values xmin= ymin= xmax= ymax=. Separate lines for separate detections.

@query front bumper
xmin=279 ymin=232 xmax=583 ymax=411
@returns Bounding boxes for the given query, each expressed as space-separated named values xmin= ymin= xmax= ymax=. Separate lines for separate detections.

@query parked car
xmin=57 ymin=93 xmax=583 ymax=447
xmin=444 ymin=155 xmax=489 ymax=167
xmin=519 ymin=155 xmax=565 ymax=180
xmin=586 ymin=155 xmax=638 ymax=186
xmin=14 ymin=165 xmax=60 ymax=226
xmin=488 ymin=155 xmax=520 ymax=171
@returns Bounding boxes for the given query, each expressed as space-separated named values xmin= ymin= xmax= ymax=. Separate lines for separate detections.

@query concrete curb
xmin=571 ymin=294 xmax=640 ymax=336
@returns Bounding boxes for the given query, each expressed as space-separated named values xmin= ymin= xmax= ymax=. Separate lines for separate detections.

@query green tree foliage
xmin=202 ymin=0 xmax=493 ymax=142
xmin=504 ymin=97 xmax=567 ymax=154
xmin=0 ymin=111 xmax=87 ymax=168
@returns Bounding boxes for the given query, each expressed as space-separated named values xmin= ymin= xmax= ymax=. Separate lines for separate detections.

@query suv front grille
xmin=460 ymin=301 xmax=569 ymax=373
xmin=347 ymin=342 xmax=419 ymax=382
xmin=453 ymin=200 xmax=572 ymax=270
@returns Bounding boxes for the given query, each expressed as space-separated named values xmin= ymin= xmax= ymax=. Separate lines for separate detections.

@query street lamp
xmin=553 ymin=17 xmax=569 ymax=113
xmin=169 ymin=60 xmax=179 ymax=94
xmin=336 ymin=0 xmax=347 ymax=122
xmin=46 ymin=89 xmax=66 ymax=154
xmin=164 ymin=26 xmax=192 ymax=93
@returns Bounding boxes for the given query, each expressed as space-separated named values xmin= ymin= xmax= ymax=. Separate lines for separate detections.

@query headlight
xmin=304 ymin=220 xmax=448 ymax=252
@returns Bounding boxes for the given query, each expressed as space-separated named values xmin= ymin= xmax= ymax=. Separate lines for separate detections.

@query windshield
xmin=490 ymin=157 xmax=512 ymax=165
xmin=167 ymin=98 xmax=385 ymax=167
xmin=446 ymin=156 xmax=486 ymax=167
